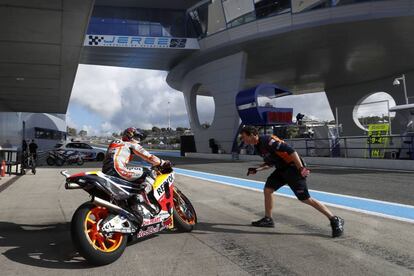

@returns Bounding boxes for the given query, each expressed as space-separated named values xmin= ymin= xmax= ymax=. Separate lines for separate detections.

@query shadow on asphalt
xmin=177 ymin=222 xmax=328 ymax=238
xmin=0 ymin=222 xmax=92 ymax=269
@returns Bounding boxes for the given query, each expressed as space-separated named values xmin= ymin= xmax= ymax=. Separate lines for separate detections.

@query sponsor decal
xmin=156 ymin=184 xmax=165 ymax=197
xmin=142 ymin=217 xmax=162 ymax=226
xmin=137 ymin=224 xmax=161 ymax=238
xmin=85 ymin=35 xmax=199 ymax=49
xmin=156 ymin=174 xmax=174 ymax=197
xmin=163 ymin=216 xmax=173 ymax=227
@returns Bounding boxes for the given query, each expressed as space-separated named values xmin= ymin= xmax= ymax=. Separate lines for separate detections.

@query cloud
xmin=70 ymin=65 xmax=189 ymax=133
xmin=66 ymin=112 xmax=78 ymax=129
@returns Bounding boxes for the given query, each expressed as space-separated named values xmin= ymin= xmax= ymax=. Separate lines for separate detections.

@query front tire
xmin=71 ymin=202 xmax=127 ymax=266
xmin=55 ymin=158 xmax=64 ymax=166
xmin=173 ymin=188 xmax=197 ymax=232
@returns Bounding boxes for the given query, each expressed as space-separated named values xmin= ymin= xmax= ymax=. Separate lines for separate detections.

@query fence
xmin=286 ymin=135 xmax=414 ymax=160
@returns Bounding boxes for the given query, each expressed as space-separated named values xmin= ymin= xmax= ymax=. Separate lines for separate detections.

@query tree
xmin=286 ymin=125 xmax=299 ymax=139
xmin=176 ymin=127 xmax=185 ymax=132
xmin=79 ymin=130 xmax=87 ymax=137
xmin=67 ymin=127 xmax=77 ymax=137
xmin=152 ymin=126 xmax=161 ymax=133
xmin=161 ymin=128 xmax=166 ymax=132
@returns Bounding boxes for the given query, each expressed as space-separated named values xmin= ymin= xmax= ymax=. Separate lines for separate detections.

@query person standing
xmin=240 ymin=126 xmax=344 ymax=238
xmin=29 ymin=139 xmax=38 ymax=160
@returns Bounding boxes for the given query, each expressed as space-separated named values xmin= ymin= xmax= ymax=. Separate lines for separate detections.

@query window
xmin=66 ymin=143 xmax=79 ymax=149
xmin=138 ymin=22 xmax=150 ymax=36
xmin=34 ymin=127 xmax=65 ymax=140
xmin=150 ymin=23 xmax=163 ymax=37
xmin=254 ymin=0 xmax=291 ymax=19
xmin=80 ymin=143 xmax=93 ymax=149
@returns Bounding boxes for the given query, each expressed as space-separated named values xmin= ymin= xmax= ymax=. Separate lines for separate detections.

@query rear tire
xmin=77 ymin=159 xmax=84 ymax=166
xmin=46 ymin=157 xmax=55 ymax=166
xmin=173 ymin=188 xmax=197 ymax=232
xmin=71 ymin=202 xmax=127 ymax=266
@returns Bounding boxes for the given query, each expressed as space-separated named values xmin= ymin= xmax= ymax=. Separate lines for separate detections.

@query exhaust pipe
xmin=92 ymin=196 xmax=138 ymax=222
xmin=65 ymin=182 xmax=82 ymax=189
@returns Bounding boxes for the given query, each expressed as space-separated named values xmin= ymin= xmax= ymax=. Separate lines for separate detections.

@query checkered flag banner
xmin=88 ymin=35 xmax=104 ymax=46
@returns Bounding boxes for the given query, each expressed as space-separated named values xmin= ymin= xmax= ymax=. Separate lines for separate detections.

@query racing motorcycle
xmin=61 ymin=165 xmax=197 ymax=265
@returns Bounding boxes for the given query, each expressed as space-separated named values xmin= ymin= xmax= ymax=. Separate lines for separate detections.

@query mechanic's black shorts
xmin=265 ymin=166 xmax=310 ymax=201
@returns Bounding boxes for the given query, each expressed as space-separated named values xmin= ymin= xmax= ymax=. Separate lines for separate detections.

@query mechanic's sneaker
xmin=252 ymin=217 xmax=275 ymax=227
xmin=330 ymin=216 xmax=344 ymax=238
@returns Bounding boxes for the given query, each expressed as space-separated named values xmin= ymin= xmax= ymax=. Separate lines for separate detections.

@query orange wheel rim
xmin=173 ymin=192 xmax=196 ymax=225
xmin=84 ymin=206 xmax=123 ymax=253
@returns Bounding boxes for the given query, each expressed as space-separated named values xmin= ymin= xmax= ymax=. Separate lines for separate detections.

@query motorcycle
xmin=61 ymin=165 xmax=197 ymax=265
xmin=47 ymin=150 xmax=84 ymax=166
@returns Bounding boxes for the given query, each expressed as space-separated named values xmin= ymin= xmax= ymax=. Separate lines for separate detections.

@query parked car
xmin=54 ymin=142 xmax=106 ymax=161
xmin=47 ymin=150 xmax=84 ymax=166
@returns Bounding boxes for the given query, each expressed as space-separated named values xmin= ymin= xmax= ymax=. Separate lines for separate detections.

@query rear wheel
xmin=173 ymin=188 xmax=197 ymax=232
xmin=46 ymin=157 xmax=55 ymax=166
xmin=71 ymin=202 xmax=127 ymax=266
xmin=77 ymin=158 xmax=84 ymax=166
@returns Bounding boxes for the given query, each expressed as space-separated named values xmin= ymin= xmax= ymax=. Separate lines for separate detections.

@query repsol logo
xmin=156 ymin=174 xmax=174 ymax=196
xmin=156 ymin=185 xmax=165 ymax=196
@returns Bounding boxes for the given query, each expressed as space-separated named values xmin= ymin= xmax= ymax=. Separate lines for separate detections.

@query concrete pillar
xmin=182 ymin=52 xmax=247 ymax=153
xmin=325 ymin=71 xmax=414 ymax=136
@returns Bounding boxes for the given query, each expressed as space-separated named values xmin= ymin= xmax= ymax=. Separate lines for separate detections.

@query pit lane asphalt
xmin=166 ymin=156 xmax=414 ymax=206
xmin=0 ymin=163 xmax=413 ymax=275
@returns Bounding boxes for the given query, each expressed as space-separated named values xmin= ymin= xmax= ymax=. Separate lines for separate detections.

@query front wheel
xmin=71 ymin=202 xmax=127 ymax=266
xmin=173 ymin=187 xmax=197 ymax=232
xmin=55 ymin=158 xmax=64 ymax=166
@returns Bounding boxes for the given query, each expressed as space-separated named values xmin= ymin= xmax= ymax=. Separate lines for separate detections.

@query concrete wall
xmin=325 ymin=71 xmax=414 ymax=136
xmin=181 ymin=52 xmax=247 ymax=153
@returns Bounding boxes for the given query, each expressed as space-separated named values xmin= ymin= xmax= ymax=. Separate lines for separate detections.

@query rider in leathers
xmin=102 ymin=128 xmax=170 ymax=212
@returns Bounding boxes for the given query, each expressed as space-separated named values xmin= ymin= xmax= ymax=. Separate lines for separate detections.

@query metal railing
xmin=284 ymin=135 xmax=414 ymax=160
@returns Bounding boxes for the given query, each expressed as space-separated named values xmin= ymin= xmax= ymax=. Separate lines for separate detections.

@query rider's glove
xmin=247 ymin=168 xmax=257 ymax=176
xmin=300 ymin=167 xmax=310 ymax=178
xmin=160 ymin=159 xmax=172 ymax=169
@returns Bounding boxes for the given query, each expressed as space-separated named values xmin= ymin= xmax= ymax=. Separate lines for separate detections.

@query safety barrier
xmin=285 ymin=135 xmax=414 ymax=160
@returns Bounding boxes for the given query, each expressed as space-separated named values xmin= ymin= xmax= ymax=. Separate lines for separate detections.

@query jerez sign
xmin=84 ymin=35 xmax=199 ymax=49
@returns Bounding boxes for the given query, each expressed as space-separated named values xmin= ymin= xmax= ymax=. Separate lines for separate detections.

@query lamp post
xmin=393 ymin=74 xmax=409 ymax=104
xmin=168 ymin=101 xmax=171 ymax=131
